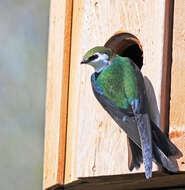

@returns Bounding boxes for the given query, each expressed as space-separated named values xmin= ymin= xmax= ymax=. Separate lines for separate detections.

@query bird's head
xmin=81 ymin=46 xmax=115 ymax=73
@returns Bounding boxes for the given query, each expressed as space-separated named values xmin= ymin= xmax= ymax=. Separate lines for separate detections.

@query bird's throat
xmin=94 ymin=60 xmax=110 ymax=73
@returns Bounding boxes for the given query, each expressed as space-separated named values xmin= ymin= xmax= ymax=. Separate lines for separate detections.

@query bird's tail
xmin=128 ymin=121 xmax=181 ymax=172
xmin=151 ymin=121 xmax=181 ymax=172
xmin=127 ymin=137 xmax=143 ymax=171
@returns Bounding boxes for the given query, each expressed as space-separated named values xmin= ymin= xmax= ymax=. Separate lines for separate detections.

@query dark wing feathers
xmin=135 ymin=113 xmax=152 ymax=178
xmin=127 ymin=137 xmax=143 ymax=171
xmin=91 ymin=81 xmax=141 ymax=147
xmin=151 ymin=121 xmax=180 ymax=156
xmin=91 ymin=67 xmax=180 ymax=175
xmin=152 ymin=143 xmax=178 ymax=172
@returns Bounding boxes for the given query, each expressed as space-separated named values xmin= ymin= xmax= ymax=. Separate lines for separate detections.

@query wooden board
xmin=169 ymin=0 xmax=185 ymax=171
xmin=43 ymin=0 xmax=73 ymax=189
xmin=47 ymin=172 xmax=185 ymax=190
xmin=65 ymin=0 xmax=169 ymax=184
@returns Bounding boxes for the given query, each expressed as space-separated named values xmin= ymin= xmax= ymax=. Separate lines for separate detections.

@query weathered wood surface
xmin=47 ymin=172 xmax=185 ymax=190
xmin=43 ymin=0 xmax=73 ymax=189
xmin=43 ymin=0 xmax=185 ymax=189
xmin=169 ymin=0 xmax=185 ymax=171
xmin=65 ymin=0 xmax=168 ymax=184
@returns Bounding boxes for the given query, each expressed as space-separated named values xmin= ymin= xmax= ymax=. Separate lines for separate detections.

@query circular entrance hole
xmin=104 ymin=33 xmax=143 ymax=70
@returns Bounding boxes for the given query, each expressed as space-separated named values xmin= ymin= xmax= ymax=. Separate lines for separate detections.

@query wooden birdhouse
xmin=43 ymin=0 xmax=185 ymax=189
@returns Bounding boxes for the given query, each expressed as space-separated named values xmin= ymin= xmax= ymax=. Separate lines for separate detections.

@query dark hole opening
xmin=104 ymin=33 xmax=143 ymax=70
xmin=120 ymin=44 xmax=143 ymax=70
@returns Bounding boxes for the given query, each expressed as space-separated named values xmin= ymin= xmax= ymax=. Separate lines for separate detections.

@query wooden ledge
xmin=46 ymin=172 xmax=185 ymax=190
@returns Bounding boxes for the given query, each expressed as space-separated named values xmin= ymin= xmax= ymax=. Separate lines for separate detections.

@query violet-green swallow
xmin=81 ymin=46 xmax=180 ymax=179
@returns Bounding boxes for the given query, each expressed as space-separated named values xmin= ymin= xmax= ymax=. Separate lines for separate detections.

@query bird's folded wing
xmin=91 ymin=81 xmax=141 ymax=148
xmin=135 ymin=113 xmax=152 ymax=178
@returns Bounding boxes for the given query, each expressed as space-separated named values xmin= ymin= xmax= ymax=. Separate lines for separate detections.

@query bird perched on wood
xmin=81 ymin=46 xmax=180 ymax=179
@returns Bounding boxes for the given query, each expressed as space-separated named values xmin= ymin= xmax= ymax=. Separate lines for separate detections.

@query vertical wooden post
xmin=160 ymin=0 xmax=174 ymax=133
xmin=169 ymin=0 xmax=185 ymax=171
xmin=43 ymin=0 xmax=72 ymax=189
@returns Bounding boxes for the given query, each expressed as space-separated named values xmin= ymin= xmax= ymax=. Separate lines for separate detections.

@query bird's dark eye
xmin=88 ymin=54 xmax=98 ymax=61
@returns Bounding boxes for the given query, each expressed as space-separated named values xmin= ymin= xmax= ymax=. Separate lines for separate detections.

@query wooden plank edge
xmin=46 ymin=172 xmax=185 ymax=190
xmin=160 ymin=0 xmax=174 ymax=134
xmin=57 ymin=0 xmax=73 ymax=185
xmin=43 ymin=0 xmax=73 ymax=189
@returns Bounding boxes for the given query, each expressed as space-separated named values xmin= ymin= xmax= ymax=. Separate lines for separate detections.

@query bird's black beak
xmin=80 ymin=60 xmax=88 ymax=64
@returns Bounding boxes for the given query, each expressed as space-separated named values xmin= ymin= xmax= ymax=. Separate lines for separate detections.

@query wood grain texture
xmin=43 ymin=0 xmax=73 ymax=189
xmin=169 ymin=0 xmax=185 ymax=171
xmin=65 ymin=0 xmax=167 ymax=184
xmin=47 ymin=172 xmax=185 ymax=190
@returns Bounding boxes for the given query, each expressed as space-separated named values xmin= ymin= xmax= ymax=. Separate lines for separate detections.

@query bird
xmin=81 ymin=46 xmax=180 ymax=179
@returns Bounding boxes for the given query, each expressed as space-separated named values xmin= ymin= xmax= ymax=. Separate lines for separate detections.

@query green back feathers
xmin=82 ymin=46 xmax=114 ymax=61
xmin=97 ymin=56 xmax=139 ymax=109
